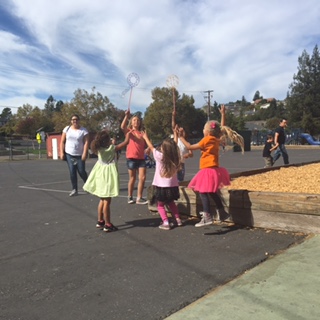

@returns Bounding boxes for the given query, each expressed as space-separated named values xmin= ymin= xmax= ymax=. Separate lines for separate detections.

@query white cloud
xmin=1 ymin=0 xmax=320 ymax=114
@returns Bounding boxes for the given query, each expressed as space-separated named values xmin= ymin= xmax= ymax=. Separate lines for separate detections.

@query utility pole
xmin=203 ymin=90 xmax=214 ymax=121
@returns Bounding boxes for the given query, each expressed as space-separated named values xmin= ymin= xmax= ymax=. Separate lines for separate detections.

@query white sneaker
xmin=136 ymin=197 xmax=148 ymax=205
xmin=128 ymin=196 xmax=135 ymax=204
xmin=159 ymin=222 xmax=171 ymax=230
xmin=69 ymin=189 xmax=78 ymax=197
xmin=195 ymin=212 xmax=213 ymax=227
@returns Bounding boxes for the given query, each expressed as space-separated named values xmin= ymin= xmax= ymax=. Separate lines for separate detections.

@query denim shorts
xmin=126 ymin=158 xmax=146 ymax=170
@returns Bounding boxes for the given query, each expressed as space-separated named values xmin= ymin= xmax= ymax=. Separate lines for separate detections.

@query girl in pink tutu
xmin=178 ymin=105 xmax=244 ymax=227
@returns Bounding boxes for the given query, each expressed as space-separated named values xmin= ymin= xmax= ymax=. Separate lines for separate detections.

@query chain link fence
xmin=0 ymin=138 xmax=47 ymax=161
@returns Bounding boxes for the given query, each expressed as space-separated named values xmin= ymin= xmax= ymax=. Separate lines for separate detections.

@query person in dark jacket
xmin=273 ymin=119 xmax=289 ymax=165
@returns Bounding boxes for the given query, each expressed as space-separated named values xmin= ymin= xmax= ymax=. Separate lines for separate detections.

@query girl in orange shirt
xmin=178 ymin=105 xmax=244 ymax=227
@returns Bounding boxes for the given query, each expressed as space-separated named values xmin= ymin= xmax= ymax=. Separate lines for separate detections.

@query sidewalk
xmin=166 ymin=234 xmax=320 ymax=320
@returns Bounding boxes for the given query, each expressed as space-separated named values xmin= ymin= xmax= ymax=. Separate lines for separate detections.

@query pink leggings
xmin=157 ymin=201 xmax=180 ymax=222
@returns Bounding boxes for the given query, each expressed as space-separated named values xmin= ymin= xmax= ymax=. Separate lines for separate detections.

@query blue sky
xmin=0 ymin=0 xmax=320 ymax=114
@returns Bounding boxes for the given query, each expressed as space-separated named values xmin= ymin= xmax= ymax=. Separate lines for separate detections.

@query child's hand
xmin=219 ymin=104 xmax=225 ymax=114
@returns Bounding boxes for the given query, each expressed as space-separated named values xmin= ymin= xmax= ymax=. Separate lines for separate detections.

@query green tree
xmin=1 ymin=107 xmax=12 ymax=120
xmin=144 ymin=87 xmax=206 ymax=140
xmin=286 ymin=45 xmax=320 ymax=135
xmin=15 ymin=105 xmax=49 ymax=137
xmin=52 ymin=88 xmax=122 ymax=136
xmin=265 ymin=117 xmax=281 ymax=130
xmin=253 ymin=90 xmax=261 ymax=101
xmin=210 ymin=101 xmax=221 ymax=121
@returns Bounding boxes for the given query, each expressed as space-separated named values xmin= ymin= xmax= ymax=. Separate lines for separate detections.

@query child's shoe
xmin=195 ymin=212 xmax=213 ymax=227
xmin=159 ymin=221 xmax=171 ymax=230
xmin=128 ymin=196 xmax=135 ymax=204
xmin=96 ymin=220 xmax=105 ymax=229
xmin=103 ymin=224 xmax=118 ymax=232
xmin=136 ymin=197 xmax=148 ymax=205
xmin=176 ymin=218 xmax=183 ymax=227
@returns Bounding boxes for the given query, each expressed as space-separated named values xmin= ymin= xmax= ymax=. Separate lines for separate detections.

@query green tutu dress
xmin=83 ymin=145 xmax=119 ymax=198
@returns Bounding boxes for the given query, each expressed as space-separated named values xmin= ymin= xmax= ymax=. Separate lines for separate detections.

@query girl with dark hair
xmin=83 ymin=129 xmax=130 ymax=232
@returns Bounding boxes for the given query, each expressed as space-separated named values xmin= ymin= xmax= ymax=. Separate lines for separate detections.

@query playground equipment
xmin=300 ymin=133 xmax=320 ymax=145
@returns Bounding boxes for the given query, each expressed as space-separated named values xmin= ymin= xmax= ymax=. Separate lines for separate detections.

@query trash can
xmin=233 ymin=130 xmax=251 ymax=152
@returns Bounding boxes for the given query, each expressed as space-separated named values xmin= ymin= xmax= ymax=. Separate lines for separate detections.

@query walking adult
xmin=60 ymin=114 xmax=89 ymax=196
xmin=273 ymin=118 xmax=289 ymax=165
xmin=121 ymin=110 xmax=148 ymax=204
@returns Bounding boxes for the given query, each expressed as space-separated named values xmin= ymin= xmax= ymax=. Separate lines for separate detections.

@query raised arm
xmin=120 ymin=110 xmax=130 ymax=134
xmin=219 ymin=104 xmax=226 ymax=127
xmin=172 ymin=110 xmax=177 ymax=131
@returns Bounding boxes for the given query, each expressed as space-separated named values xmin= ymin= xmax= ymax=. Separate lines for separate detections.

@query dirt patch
xmin=228 ymin=163 xmax=320 ymax=194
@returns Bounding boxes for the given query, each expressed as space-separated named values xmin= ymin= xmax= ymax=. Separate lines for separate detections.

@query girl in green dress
xmin=84 ymin=130 xmax=130 ymax=232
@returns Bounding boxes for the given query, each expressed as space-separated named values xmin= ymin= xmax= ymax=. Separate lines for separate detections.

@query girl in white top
xmin=171 ymin=110 xmax=193 ymax=183
xmin=142 ymin=130 xmax=182 ymax=230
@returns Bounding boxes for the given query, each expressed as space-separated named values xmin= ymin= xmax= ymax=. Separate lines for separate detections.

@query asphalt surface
xmin=1 ymin=147 xmax=319 ymax=320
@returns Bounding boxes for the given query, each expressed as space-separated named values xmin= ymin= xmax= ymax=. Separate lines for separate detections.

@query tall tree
xmin=52 ymin=87 xmax=122 ymax=136
xmin=0 ymin=107 xmax=12 ymax=120
xmin=286 ymin=45 xmax=320 ymax=135
xmin=15 ymin=105 xmax=49 ymax=137
xmin=144 ymin=87 xmax=206 ymax=140
xmin=253 ymin=90 xmax=261 ymax=101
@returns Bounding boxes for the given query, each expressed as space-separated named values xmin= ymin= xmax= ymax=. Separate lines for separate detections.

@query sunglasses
xmin=71 ymin=118 xmax=79 ymax=121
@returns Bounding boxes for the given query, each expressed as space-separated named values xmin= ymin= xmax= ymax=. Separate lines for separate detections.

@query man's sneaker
xmin=96 ymin=220 xmax=105 ymax=229
xmin=103 ymin=224 xmax=118 ymax=232
xmin=136 ymin=197 xmax=148 ymax=205
xmin=159 ymin=222 xmax=171 ymax=230
xmin=195 ymin=212 xmax=213 ymax=227
xmin=217 ymin=207 xmax=231 ymax=222
xmin=128 ymin=196 xmax=135 ymax=204
xmin=69 ymin=189 xmax=78 ymax=197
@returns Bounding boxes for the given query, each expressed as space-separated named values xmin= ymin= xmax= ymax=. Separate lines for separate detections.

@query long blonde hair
xmin=127 ymin=115 xmax=143 ymax=131
xmin=205 ymin=120 xmax=244 ymax=153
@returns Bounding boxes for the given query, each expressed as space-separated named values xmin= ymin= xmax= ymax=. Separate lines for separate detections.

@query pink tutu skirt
xmin=188 ymin=167 xmax=230 ymax=193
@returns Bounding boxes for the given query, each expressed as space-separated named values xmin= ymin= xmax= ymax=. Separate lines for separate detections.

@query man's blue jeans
xmin=273 ymin=144 xmax=289 ymax=165
xmin=65 ymin=153 xmax=88 ymax=191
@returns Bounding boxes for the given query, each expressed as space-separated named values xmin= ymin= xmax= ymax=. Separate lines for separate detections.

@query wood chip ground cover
xmin=228 ymin=163 xmax=320 ymax=194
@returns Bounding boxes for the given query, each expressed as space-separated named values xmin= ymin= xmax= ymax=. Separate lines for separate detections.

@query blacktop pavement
xmin=1 ymin=146 xmax=320 ymax=319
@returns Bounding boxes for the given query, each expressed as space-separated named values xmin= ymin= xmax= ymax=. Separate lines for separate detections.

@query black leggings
xmin=199 ymin=192 xmax=223 ymax=213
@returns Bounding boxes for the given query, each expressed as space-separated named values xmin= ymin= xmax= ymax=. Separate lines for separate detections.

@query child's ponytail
xmin=221 ymin=126 xmax=245 ymax=154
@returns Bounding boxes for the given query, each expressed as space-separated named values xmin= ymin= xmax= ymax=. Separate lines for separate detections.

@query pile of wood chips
xmin=228 ymin=163 xmax=320 ymax=194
